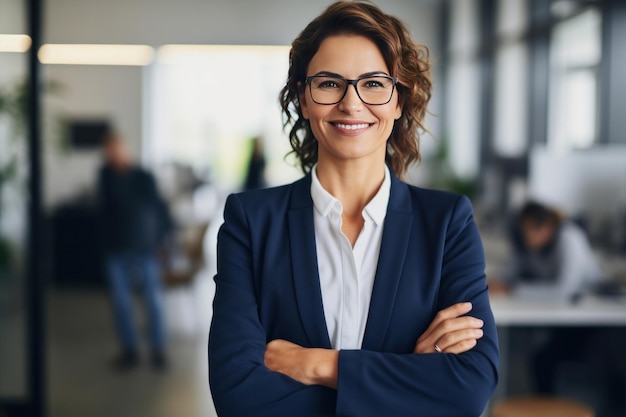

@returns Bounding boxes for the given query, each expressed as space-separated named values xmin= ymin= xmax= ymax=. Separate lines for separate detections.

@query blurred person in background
xmin=242 ymin=135 xmax=267 ymax=191
xmin=492 ymin=200 xmax=602 ymax=302
xmin=208 ymin=2 xmax=499 ymax=416
xmin=97 ymin=131 xmax=173 ymax=371
xmin=491 ymin=201 xmax=605 ymax=396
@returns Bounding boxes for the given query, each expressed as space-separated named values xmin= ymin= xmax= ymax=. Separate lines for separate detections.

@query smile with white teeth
xmin=334 ymin=123 xmax=370 ymax=130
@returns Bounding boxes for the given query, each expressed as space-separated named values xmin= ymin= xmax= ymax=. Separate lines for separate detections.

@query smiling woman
xmin=298 ymin=35 xmax=402 ymax=181
xmin=208 ymin=2 xmax=499 ymax=416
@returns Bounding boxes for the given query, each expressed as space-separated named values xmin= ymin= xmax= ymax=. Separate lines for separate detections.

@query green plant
xmin=0 ymin=81 xmax=30 ymax=272
xmin=426 ymin=137 xmax=478 ymax=199
xmin=0 ymin=79 xmax=61 ymax=274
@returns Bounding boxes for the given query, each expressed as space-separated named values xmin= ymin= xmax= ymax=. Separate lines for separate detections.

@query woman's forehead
xmin=306 ymin=35 xmax=389 ymax=76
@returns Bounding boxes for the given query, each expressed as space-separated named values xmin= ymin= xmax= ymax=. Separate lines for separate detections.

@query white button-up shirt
xmin=310 ymin=165 xmax=390 ymax=350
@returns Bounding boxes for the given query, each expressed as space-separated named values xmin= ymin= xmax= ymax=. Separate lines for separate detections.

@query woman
xmin=208 ymin=2 xmax=499 ymax=416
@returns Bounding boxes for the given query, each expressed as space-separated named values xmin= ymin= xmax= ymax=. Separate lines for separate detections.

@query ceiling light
xmin=38 ymin=44 xmax=155 ymax=66
xmin=0 ymin=34 xmax=32 ymax=52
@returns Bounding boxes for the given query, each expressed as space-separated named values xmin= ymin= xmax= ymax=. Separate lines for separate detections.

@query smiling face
xmin=299 ymin=35 xmax=402 ymax=168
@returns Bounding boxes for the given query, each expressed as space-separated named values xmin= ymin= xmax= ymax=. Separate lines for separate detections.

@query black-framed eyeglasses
xmin=305 ymin=73 xmax=398 ymax=105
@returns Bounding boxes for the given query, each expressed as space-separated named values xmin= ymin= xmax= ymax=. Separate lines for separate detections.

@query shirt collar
xmin=311 ymin=164 xmax=341 ymax=217
xmin=310 ymin=164 xmax=390 ymax=226
xmin=364 ymin=165 xmax=390 ymax=226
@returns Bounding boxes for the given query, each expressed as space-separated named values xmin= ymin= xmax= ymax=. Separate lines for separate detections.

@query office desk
xmin=489 ymin=294 xmax=626 ymax=406
xmin=491 ymin=295 xmax=626 ymax=326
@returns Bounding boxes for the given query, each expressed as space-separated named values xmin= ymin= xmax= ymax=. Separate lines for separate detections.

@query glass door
xmin=0 ymin=0 xmax=43 ymax=415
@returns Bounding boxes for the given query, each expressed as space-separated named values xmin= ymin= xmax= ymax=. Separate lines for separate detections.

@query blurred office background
xmin=1 ymin=0 xmax=625 ymax=416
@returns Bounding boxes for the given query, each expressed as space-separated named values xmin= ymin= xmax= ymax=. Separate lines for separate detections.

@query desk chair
xmin=491 ymin=396 xmax=594 ymax=417
xmin=161 ymin=222 xmax=209 ymax=334
xmin=162 ymin=222 xmax=209 ymax=287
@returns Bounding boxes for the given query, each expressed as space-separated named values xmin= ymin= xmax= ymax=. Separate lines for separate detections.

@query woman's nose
xmin=338 ymin=84 xmax=363 ymax=113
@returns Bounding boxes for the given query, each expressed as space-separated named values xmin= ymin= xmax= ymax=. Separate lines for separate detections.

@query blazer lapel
xmin=362 ymin=175 xmax=413 ymax=351
xmin=287 ymin=175 xmax=332 ymax=349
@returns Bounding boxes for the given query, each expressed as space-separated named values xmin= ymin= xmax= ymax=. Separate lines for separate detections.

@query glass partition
xmin=0 ymin=0 xmax=29 ymax=403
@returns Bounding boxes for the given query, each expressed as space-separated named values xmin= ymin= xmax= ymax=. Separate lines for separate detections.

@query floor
xmin=47 ymin=270 xmax=218 ymax=417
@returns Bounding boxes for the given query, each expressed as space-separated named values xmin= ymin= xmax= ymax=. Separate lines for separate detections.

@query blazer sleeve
xmin=208 ymin=194 xmax=336 ymax=417
xmin=335 ymin=195 xmax=499 ymax=417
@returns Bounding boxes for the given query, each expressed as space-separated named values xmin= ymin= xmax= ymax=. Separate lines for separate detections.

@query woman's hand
xmin=414 ymin=302 xmax=484 ymax=354
xmin=264 ymin=339 xmax=339 ymax=388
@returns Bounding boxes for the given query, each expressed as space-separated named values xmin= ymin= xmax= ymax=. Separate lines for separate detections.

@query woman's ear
xmin=394 ymin=82 xmax=404 ymax=120
xmin=298 ymin=81 xmax=309 ymax=120
xmin=394 ymin=100 xmax=403 ymax=120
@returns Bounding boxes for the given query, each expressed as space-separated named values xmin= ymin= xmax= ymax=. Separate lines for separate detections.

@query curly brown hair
xmin=279 ymin=0 xmax=432 ymax=179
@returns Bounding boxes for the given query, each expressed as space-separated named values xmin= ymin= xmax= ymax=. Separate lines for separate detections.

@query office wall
xmin=0 ymin=0 xmax=26 ymax=33
xmin=41 ymin=0 xmax=440 ymax=209
xmin=42 ymin=65 xmax=142 ymax=206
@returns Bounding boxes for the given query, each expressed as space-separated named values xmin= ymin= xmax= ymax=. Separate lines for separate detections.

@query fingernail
xmin=464 ymin=302 xmax=472 ymax=309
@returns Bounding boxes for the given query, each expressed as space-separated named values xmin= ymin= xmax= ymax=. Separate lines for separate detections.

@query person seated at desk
xmin=491 ymin=201 xmax=609 ymax=397
xmin=491 ymin=201 xmax=602 ymax=303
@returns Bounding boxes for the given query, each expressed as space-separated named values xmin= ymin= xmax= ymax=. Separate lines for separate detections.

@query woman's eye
xmin=363 ymin=80 xmax=384 ymax=88
xmin=318 ymin=80 xmax=341 ymax=89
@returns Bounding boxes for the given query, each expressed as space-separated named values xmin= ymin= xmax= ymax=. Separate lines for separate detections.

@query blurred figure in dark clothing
xmin=243 ymin=136 xmax=267 ymax=191
xmin=97 ymin=132 xmax=172 ymax=371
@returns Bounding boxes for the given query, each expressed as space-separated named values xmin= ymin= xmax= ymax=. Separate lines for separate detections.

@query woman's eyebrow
xmin=309 ymin=70 xmax=391 ymax=78
xmin=309 ymin=71 xmax=343 ymax=78
xmin=359 ymin=71 xmax=391 ymax=78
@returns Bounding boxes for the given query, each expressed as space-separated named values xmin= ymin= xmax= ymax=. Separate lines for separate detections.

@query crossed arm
xmin=264 ymin=302 xmax=485 ymax=389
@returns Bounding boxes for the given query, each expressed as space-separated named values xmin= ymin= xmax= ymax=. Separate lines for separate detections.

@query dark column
xmin=436 ymin=0 xmax=451 ymax=142
xmin=26 ymin=0 xmax=45 ymax=415
xmin=599 ymin=0 xmax=626 ymax=144
xmin=526 ymin=0 xmax=551 ymax=147
xmin=478 ymin=0 xmax=496 ymax=172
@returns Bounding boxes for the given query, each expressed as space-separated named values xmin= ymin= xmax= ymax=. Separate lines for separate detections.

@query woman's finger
xmin=415 ymin=314 xmax=483 ymax=354
xmin=441 ymin=338 xmax=478 ymax=354
xmin=419 ymin=302 xmax=473 ymax=341
xmin=417 ymin=315 xmax=483 ymax=346
xmin=436 ymin=328 xmax=484 ymax=352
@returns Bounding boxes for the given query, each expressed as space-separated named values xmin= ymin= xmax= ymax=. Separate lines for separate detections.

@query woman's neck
xmin=315 ymin=158 xmax=386 ymax=218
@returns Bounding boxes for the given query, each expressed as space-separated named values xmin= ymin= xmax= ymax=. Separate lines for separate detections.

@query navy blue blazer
xmin=208 ymin=173 xmax=499 ymax=417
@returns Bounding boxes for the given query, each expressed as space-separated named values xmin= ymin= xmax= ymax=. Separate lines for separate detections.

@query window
xmin=146 ymin=45 xmax=301 ymax=191
xmin=445 ymin=0 xmax=481 ymax=178
xmin=548 ymin=6 xmax=602 ymax=150
xmin=492 ymin=0 xmax=528 ymax=157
